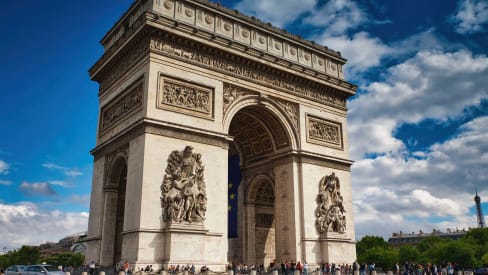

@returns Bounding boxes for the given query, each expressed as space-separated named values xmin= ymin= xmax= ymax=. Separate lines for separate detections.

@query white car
xmin=23 ymin=265 xmax=65 ymax=275
xmin=5 ymin=265 xmax=26 ymax=275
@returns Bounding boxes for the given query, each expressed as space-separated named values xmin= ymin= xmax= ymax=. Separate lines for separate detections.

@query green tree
xmin=12 ymin=246 xmax=40 ymax=265
xmin=361 ymin=246 xmax=398 ymax=271
xmin=398 ymin=245 xmax=420 ymax=264
xmin=416 ymin=236 xmax=445 ymax=253
xmin=481 ymin=251 xmax=488 ymax=266
xmin=357 ymin=236 xmax=389 ymax=257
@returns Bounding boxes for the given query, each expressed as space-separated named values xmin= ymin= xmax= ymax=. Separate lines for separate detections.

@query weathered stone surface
xmin=86 ymin=0 xmax=356 ymax=271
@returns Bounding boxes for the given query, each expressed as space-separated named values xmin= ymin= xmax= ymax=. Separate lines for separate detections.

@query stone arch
xmin=223 ymin=95 xmax=299 ymax=152
xmin=246 ymin=174 xmax=275 ymax=205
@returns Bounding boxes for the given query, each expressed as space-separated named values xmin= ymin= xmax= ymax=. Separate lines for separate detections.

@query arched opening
xmin=248 ymin=178 xmax=275 ymax=268
xmin=227 ymin=105 xmax=293 ymax=268
xmin=112 ymin=161 xmax=127 ymax=264
xmin=101 ymin=155 xmax=128 ymax=266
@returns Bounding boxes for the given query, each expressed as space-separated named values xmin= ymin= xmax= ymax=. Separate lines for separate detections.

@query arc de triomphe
xmin=85 ymin=0 xmax=357 ymax=270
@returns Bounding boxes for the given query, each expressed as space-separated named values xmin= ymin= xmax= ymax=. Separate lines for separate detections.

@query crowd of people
xmin=82 ymin=260 xmax=468 ymax=275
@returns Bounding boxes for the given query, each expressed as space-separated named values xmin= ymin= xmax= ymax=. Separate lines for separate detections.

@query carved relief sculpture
xmin=315 ymin=172 xmax=346 ymax=235
xmin=158 ymin=75 xmax=214 ymax=120
xmin=307 ymin=115 xmax=343 ymax=149
xmin=274 ymin=97 xmax=299 ymax=131
xmin=100 ymin=80 xmax=143 ymax=135
xmin=161 ymin=146 xmax=208 ymax=224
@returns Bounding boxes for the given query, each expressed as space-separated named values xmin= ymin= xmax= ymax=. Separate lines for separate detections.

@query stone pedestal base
xmin=319 ymin=235 xmax=356 ymax=264
xmin=163 ymin=223 xmax=209 ymax=265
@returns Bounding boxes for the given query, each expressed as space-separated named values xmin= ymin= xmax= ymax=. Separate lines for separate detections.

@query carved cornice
xmin=150 ymin=32 xmax=349 ymax=110
xmin=100 ymin=0 xmax=344 ymax=63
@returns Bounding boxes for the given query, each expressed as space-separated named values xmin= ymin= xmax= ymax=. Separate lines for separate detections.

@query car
xmin=5 ymin=265 xmax=26 ymax=275
xmin=22 ymin=265 xmax=65 ymax=275
xmin=475 ymin=267 xmax=488 ymax=275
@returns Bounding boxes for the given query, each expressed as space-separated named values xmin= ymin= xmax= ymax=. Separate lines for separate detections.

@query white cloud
xmin=0 ymin=202 xmax=88 ymax=249
xmin=19 ymin=182 xmax=57 ymax=196
xmin=348 ymin=49 xmax=488 ymax=158
xmin=234 ymin=0 xmax=317 ymax=28
xmin=352 ymin=116 xmax=488 ymax=239
xmin=48 ymin=180 xmax=71 ymax=187
xmin=452 ymin=0 xmax=488 ymax=34
xmin=0 ymin=160 xmax=9 ymax=175
xmin=0 ymin=180 xmax=12 ymax=185
xmin=43 ymin=162 xmax=83 ymax=177
xmin=303 ymin=0 xmax=368 ymax=35
xmin=318 ymin=31 xmax=393 ymax=77
xmin=69 ymin=195 xmax=91 ymax=206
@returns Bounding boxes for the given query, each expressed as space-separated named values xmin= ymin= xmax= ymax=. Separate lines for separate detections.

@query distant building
xmin=388 ymin=228 xmax=467 ymax=247
xmin=39 ymin=232 xmax=87 ymax=258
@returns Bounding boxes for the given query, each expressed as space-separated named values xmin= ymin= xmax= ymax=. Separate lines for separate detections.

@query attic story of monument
xmin=85 ymin=0 xmax=357 ymax=270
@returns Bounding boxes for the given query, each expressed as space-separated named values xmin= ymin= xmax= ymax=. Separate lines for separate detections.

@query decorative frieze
xmin=157 ymin=75 xmax=214 ymax=120
xmin=160 ymin=146 xmax=208 ymax=224
xmin=100 ymin=79 xmax=144 ymax=135
xmin=316 ymin=172 xmax=346 ymax=235
xmin=150 ymin=37 xmax=347 ymax=110
xmin=306 ymin=114 xmax=343 ymax=150
xmin=98 ymin=38 xmax=149 ymax=92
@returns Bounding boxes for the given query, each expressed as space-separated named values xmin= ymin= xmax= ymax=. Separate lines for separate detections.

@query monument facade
xmin=85 ymin=0 xmax=357 ymax=270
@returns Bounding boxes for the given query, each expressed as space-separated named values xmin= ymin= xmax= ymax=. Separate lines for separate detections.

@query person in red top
xmin=296 ymin=262 xmax=303 ymax=273
xmin=123 ymin=261 xmax=129 ymax=275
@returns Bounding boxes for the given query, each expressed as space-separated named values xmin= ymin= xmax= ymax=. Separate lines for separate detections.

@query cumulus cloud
xmin=42 ymin=162 xmax=83 ymax=177
xmin=19 ymin=182 xmax=57 ymax=196
xmin=349 ymin=49 xmax=488 ymax=158
xmin=452 ymin=0 xmax=488 ymax=34
xmin=0 ymin=202 xmax=88 ymax=249
xmin=0 ymin=160 xmax=9 ymax=175
xmin=69 ymin=194 xmax=91 ymax=206
xmin=0 ymin=180 xmax=12 ymax=185
xmin=318 ymin=32 xmax=393 ymax=77
xmin=234 ymin=0 xmax=317 ymax=28
xmin=352 ymin=116 xmax=488 ymax=239
xmin=303 ymin=0 xmax=369 ymax=35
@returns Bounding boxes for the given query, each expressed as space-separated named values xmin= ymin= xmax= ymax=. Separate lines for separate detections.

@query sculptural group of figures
xmin=316 ymin=172 xmax=346 ymax=234
xmin=161 ymin=146 xmax=207 ymax=224
xmin=163 ymin=83 xmax=210 ymax=113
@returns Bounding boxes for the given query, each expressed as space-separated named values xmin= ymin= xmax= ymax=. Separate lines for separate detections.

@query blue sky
xmin=0 ymin=0 xmax=487 ymax=249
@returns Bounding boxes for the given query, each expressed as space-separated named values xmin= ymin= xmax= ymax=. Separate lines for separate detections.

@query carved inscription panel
xmin=306 ymin=114 xmax=343 ymax=150
xmin=157 ymin=75 xmax=214 ymax=120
